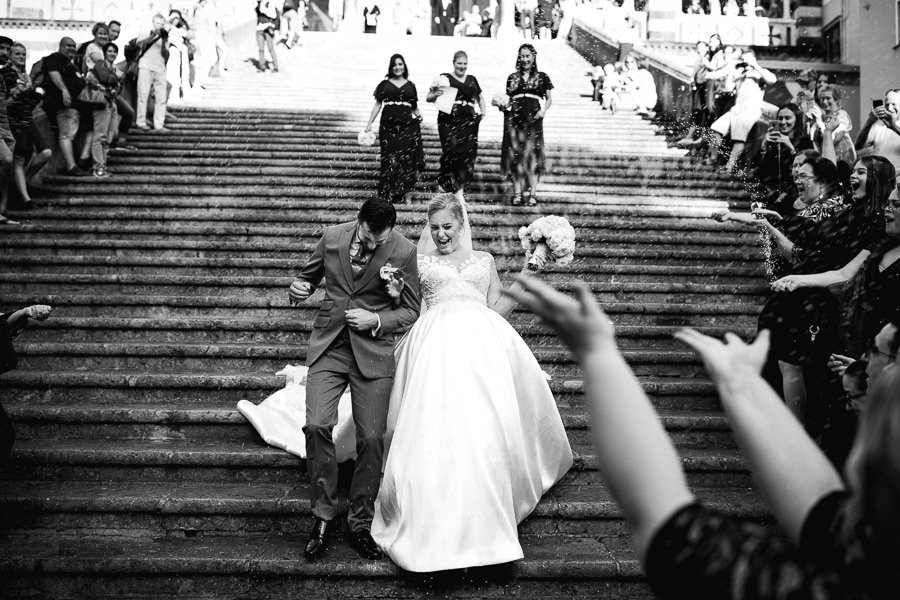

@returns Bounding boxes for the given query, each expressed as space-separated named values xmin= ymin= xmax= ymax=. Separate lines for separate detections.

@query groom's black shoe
xmin=348 ymin=529 xmax=383 ymax=560
xmin=304 ymin=518 xmax=332 ymax=561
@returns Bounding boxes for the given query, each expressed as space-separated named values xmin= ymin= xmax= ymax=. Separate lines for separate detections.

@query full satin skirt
xmin=371 ymin=300 xmax=573 ymax=572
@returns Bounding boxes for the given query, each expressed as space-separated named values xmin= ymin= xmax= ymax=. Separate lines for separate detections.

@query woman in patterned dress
xmin=365 ymin=54 xmax=424 ymax=204
xmin=494 ymin=43 xmax=553 ymax=206
xmin=426 ymin=50 xmax=485 ymax=201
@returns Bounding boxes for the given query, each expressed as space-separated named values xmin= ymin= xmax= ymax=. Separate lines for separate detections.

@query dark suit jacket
xmin=298 ymin=221 xmax=420 ymax=379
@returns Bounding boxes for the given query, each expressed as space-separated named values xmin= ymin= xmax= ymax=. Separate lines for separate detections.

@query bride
xmin=371 ymin=194 xmax=573 ymax=572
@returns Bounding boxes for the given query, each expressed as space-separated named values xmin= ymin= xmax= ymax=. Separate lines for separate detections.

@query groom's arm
xmin=376 ymin=245 xmax=420 ymax=335
xmin=296 ymin=231 xmax=328 ymax=290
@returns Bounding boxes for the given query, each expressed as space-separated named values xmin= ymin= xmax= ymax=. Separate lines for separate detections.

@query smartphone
xmin=873 ymin=98 xmax=884 ymax=109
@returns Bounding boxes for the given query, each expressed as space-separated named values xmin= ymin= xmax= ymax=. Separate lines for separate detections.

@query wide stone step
xmin=15 ymin=317 xmax=756 ymax=349
xmin=1 ymin=370 xmax=724 ymax=412
xmin=2 ymin=275 xmax=768 ymax=306
xmin=12 ymin=341 xmax=716 ymax=378
xmin=4 ymin=438 xmax=748 ymax=488
xmin=0 ymin=532 xmax=657 ymax=599
xmin=0 ymin=237 xmax=765 ymax=263
xmin=4 ymin=402 xmax=734 ymax=449
xmin=0 ymin=293 xmax=764 ymax=326
xmin=0 ymin=480 xmax=762 ymax=541
xmin=3 ymin=254 xmax=766 ymax=282
xmin=13 ymin=209 xmax=756 ymax=235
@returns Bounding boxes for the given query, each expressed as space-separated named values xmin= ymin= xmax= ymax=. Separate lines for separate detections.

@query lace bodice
xmin=419 ymin=252 xmax=492 ymax=309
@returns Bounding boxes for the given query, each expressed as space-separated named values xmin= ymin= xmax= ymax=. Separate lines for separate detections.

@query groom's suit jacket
xmin=298 ymin=221 xmax=420 ymax=379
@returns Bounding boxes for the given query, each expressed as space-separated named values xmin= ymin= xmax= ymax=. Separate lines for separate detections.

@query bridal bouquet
xmin=431 ymin=74 xmax=451 ymax=89
xmin=518 ymin=215 xmax=577 ymax=271
xmin=491 ymin=93 xmax=510 ymax=109
xmin=357 ymin=130 xmax=376 ymax=146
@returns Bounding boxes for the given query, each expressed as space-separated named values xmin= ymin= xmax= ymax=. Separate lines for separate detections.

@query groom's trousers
xmin=304 ymin=329 xmax=392 ymax=532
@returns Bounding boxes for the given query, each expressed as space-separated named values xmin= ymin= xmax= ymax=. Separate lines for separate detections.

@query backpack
xmin=73 ymin=40 xmax=90 ymax=74
xmin=29 ymin=58 xmax=44 ymax=89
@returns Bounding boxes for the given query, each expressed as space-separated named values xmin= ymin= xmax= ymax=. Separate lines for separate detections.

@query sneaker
xmin=92 ymin=167 xmax=110 ymax=179
xmin=64 ymin=166 xmax=89 ymax=177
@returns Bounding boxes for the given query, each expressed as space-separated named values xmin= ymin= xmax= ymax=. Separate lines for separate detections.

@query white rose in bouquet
xmin=492 ymin=93 xmax=510 ymax=109
xmin=357 ymin=130 xmax=376 ymax=146
xmin=432 ymin=74 xmax=451 ymax=89
xmin=518 ymin=216 xmax=577 ymax=271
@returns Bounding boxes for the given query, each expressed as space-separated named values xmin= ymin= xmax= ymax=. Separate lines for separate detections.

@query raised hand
xmin=503 ymin=276 xmax=615 ymax=359
xmin=674 ymin=328 xmax=770 ymax=386
xmin=385 ymin=275 xmax=405 ymax=299
xmin=827 ymin=353 xmax=855 ymax=376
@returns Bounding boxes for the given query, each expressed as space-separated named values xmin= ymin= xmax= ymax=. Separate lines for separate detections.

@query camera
xmin=751 ymin=201 xmax=764 ymax=219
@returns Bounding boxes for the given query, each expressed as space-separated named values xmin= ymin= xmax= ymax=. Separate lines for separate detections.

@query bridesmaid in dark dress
xmin=426 ymin=50 xmax=485 ymax=201
xmin=365 ymin=54 xmax=424 ymax=204
xmin=494 ymin=43 xmax=553 ymax=206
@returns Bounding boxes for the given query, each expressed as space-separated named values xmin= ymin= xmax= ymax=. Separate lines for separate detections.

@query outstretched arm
xmin=503 ymin=277 xmax=694 ymax=561
xmin=772 ymin=249 xmax=869 ymax=292
xmin=674 ymin=329 xmax=844 ymax=543
xmin=4 ymin=305 xmax=52 ymax=336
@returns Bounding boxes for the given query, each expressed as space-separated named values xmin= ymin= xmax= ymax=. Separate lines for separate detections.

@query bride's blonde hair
xmin=426 ymin=193 xmax=465 ymax=224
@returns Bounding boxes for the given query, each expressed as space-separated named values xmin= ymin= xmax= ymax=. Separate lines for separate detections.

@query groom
xmin=288 ymin=199 xmax=420 ymax=561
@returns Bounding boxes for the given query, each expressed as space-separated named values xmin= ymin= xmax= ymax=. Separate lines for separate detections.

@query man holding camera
xmin=135 ymin=14 xmax=170 ymax=132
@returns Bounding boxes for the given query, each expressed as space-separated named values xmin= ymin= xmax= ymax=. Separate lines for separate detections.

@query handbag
xmin=0 ymin=320 xmax=18 ymax=375
xmin=77 ymin=72 xmax=108 ymax=110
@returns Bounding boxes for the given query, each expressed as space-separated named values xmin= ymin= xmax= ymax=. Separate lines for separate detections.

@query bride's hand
xmin=503 ymin=276 xmax=615 ymax=359
xmin=385 ymin=276 xmax=405 ymax=299
xmin=524 ymin=253 xmax=547 ymax=272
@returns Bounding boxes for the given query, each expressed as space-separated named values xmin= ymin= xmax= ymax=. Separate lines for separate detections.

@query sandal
xmin=526 ymin=191 xmax=537 ymax=206
xmin=511 ymin=192 xmax=523 ymax=206
xmin=0 ymin=215 xmax=21 ymax=225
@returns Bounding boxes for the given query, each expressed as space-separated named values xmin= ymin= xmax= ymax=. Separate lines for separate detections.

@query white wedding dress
xmin=371 ymin=251 xmax=573 ymax=572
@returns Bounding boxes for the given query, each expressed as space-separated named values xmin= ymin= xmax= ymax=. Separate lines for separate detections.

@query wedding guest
xmin=792 ymin=68 xmax=817 ymax=134
xmin=856 ymin=88 xmax=900 ymax=178
xmin=256 ymin=0 xmax=280 ymax=72
xmin=279 ymin=0 xmax=303 ymax=48
xmin=505 ymin=275 xmax=900 ymax=600
xmin=620 ymin=55 xmax=657 ymax=116
xmin=106 ymin=20 xmax=136 ymax=150
xmin=705 ymin=37 xmax=737 ymax=122
xmin=135 ymin=14 xmax=170 ymax=132
xmin=43 ymin=37 xmax=87 ymax=175
xmin=600 ymin=63 xmax=621 ymax=113
xmin=1 ymin=305 xmax=52 ymax=465
xmin=166 ymin=9 xmax=195 ymax=102
xmin=426 ymin=51 xmax=485 ymax=201
xmin=0 ymin=58 xmax=15 ymax=224
xmin=750 ymin=103 xmax=814 ymax=209
xmin=809 ymin=84 xmax=856 ymax=167
xmin=676 ymin=41 xmax=710 ymax=148
xmin=772 ymin=178 xmax=899 ymax=359
xmin=495 ymin=43 xmax=553 ymax=206
xmin=707 ymin=49 xmax=776 ymax=172
xmin=86 ymin=42 xmax=121 ymax=178
xmin=5 ymin=42 xmax=51 ymax=209
xmin=192 ymin=0 xmax=219 ymax=90
xmin=364 ymin=54 xmax=424 ymax=204
xmin=432 ymin=0 xmax=459 ymax=35
xmin=363 ymin=0 xmax=381 ymax=33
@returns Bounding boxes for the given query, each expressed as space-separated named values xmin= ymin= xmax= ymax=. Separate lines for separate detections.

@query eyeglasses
xmin=866 ymin=346 xmax=897 ymax=361
xmin=794 ymin=173 xmax=815 ymax=181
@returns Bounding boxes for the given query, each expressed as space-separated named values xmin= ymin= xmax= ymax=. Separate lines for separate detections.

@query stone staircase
xmin=0 ymin=33 xmax=768 ymax=598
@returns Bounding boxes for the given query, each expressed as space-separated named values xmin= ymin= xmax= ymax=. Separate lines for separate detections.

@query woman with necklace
xmin=426 ymin=50 xmax=485 ymax=202
xmin=494 ymin=44 xmax=553 ymax=206
xmin=365 ymin=53 xmax=424 ymax=204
